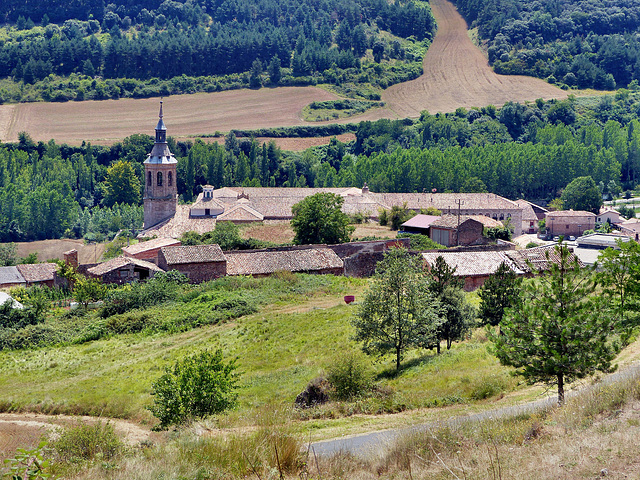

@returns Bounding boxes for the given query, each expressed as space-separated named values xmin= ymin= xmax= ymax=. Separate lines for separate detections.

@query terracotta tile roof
xmin=375 ymin=192 xmax=520 ymax=211
xmin=225 ymin=248 xmax=343 ymax=276
xmin=0 ymin=266 xmax=25 ymax=285
xmin=16 ymin=263 xmax=58 ymax=283
xmin=431 ymin=215 xmax=503 ymax=229
xmin=504 ymin=245 xmax=583 ymax=272
xmin=191 ymin=192 xmax=225 ymax=210
xmin=546 ymin=210 xmax=596 ymax=218
xmin=160 ymin=244 xmax=226 ymax=265
xmin=422 ymin=251 xmax=525 ymax=277
xmin=217 ymin=204 xmax=264 ymax=222
xmin=138 ymin=204 xmax=217 ymax=239
xmin=122 ymin=237 xmax=181 ymax=256
xmin=87 ymin=256 xmax=164 ymax=276
xmin=401 ymin=214 xmax=441 ymax=229
xmin=515 ymin=200 xmax=538 ymax=222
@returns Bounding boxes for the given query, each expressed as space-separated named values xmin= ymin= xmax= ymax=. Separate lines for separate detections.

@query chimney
xmin=362 ymin=182 xmax=369 ymax=194
xmin=64 ymin=249 xmax=78 ymax=269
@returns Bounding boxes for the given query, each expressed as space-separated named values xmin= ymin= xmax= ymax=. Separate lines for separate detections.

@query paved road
xmin=310 ymin=362 xmax=640 ymax=458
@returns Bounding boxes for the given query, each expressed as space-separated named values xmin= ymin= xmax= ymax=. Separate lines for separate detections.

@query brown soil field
xmin=381 ymin=0 xmax=568 ymax=117
xmin=0 ymin=0 xmax=568 ymax=147
xmin=14 ymin=239 xmax=106 ymax=264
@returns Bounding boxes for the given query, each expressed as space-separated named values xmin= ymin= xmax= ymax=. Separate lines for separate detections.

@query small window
xmin=168 ymin=172 xmax=173 ymax=187
xmin=157 ymin=172 xmax=163 ymax=186
xmin=566 ymin=225 xmax=569 ymax=229
xmin=499 ymin=214 xmax=504 ymax=220
xmin=148 ymin=171 xmax=152 ymax=186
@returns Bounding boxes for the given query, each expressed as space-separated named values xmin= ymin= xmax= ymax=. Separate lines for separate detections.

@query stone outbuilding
xmin=545 ymin=210 xmax=596 ymax=237
xmin=225 ymin=247 xmax=344 ymax=277
xmin=429 ymin=215 xmax=503 ymax=247
xmin=157 ymin=244 xmax=227 ymax=283
xmin=16 ymin=263 xmax=59 ymax=288
xmin=422 ymin=251 xmax=525 ymax=291
xmin=400 ymin=214 xmax=440 ymax=234
xmin=86 ymin=256 xmax=163 ymax=284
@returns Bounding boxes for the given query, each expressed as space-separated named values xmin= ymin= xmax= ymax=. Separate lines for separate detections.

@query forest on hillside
xmin=1 ymin=93 xmax=640 ymax=242
xmin=0 ymin=0 xmax=434 ymax=103
xmin=453 ymin=0 xmax=640 ymax=90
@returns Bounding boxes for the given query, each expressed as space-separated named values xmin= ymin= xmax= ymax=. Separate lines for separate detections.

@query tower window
xmin=148 ymin=171 xmax=152 ymax=186
xmin=168 ymin=172 xmax=173 ymax=187
xmin=157 ymin=172 xmax=163 ymax=186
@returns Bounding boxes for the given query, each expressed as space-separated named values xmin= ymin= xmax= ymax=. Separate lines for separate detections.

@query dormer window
xmin=157 ymin=172 xmax=163 ymax=186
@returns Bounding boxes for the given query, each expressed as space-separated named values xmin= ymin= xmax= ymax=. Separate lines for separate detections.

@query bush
xmin=52 ymin=421 xmax=123 ymax=462
xmin=326 ymin=352 xmax=373 ymax=400
xmin=397 ymin=233 xmax=444 ymax=250
xmin=149 ymin=349 xmax=239 ymax=429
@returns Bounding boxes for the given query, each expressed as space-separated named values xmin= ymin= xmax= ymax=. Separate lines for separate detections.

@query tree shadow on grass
xmin=375 ymin=351 xmax=438 ymax=380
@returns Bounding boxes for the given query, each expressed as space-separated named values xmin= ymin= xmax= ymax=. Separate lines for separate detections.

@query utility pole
xmin=456 ymin=199 xmax=464 ymax=246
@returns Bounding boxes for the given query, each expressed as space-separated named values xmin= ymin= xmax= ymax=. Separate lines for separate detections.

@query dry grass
xmin=381 ymin=0 xmax=568 ymax=116
xmin=241 ymin=220 xmax=396 ymax=244
xmin=14 ymin=239 xmax=106 ymax=264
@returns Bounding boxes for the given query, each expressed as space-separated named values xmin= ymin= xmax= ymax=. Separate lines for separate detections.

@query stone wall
xmin=160 ymin=261 xmax=227 ymax=283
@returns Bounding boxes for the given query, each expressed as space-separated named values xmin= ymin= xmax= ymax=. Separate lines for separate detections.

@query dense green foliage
xmin=291 ymin=192 xmax=354 ymax=245
xmin=478 ymin=261 xmax=522 ymax=327
xmin=453 ymin=0 xmax=640 ymax=90
xmin=353 ymin=248 xmax=443 ymax=371
xmin=560 ymin=175 xmax=603 ymax=213
xmin=149 ymin=349 xmax=239 ymax=429
xmin=180 ymin=222 xmax=273 ymax=250
xmin=491 ymin=244 xmax=619 ymax=404
xmin=0 ymin=0 xmax=434 ymax=103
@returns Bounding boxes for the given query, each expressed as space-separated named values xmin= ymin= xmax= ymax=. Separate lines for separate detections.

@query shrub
xmin=327 ymin=352 xmax=373 ymax=400
xmin=52 ymin=421 xmax=123 ymax=462
xmin=397 ymin=233 xmax=444 ymax=250
xmin=149 ymin=349 xmax=239 ymax=429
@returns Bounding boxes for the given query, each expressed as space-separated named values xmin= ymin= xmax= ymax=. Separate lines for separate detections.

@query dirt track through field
xmin=0 ymin=0 xmax=567 ymax=146
xmin=382 ymin=0 xmax=567 ymax=116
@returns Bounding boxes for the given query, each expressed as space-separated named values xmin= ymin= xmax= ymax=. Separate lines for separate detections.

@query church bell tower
xmin=143 ymin=101 xmax=178 ymax=228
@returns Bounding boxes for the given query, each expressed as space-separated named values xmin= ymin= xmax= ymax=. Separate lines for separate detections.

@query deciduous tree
xmin=352 ymin=248 xmax=443 ymax=371
xmin=560 ymin=176 xmax=602 ymax=213
xmin=101 ymin=160 xmax=141 ymax=207
xmin=291 ymin=192 xmax=354 ymax=245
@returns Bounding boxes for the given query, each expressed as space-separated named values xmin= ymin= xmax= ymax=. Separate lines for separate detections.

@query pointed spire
xmin=155 ymin=100 xmax=167 ymax=143
xmin=159 ymin=99 xmax=164 ymax=119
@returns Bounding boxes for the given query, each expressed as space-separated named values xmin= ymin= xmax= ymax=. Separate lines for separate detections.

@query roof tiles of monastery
xmin=122 ymin=237 xmax=181 ymax=256
xmin=139 ymin=205 xmax=218 ymax=239
xmin=16 ymin=263 xmax=58 ymax=283
xmin=0 ymin=266 xmax=25 ymax=286
xmin=225 ymin=248 xmax=343 ymax=276
xmin=160 ymin=244 xmax=226 ymax=265
xmin=216 ymin=204 xmax=264 ymax=222
xmin=546 ymin=210 xmax=596 ymax=218
xmin=515 ymin=200 xmax=538 ymax=222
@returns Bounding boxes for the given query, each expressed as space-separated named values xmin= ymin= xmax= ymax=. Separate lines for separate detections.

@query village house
xmin=597 ymin=207 xmax=623 ymax=225
xmin=157 ymin=244 xmax=227 ymax=283
xmin=86 ymin=256 xmax=163 ymax=284
xmin=545 ymin=210 xmax=596 ymax=237
xmin=429 ymin=215 xmax=503 ymax=247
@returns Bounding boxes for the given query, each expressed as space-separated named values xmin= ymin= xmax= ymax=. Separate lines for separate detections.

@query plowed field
xmin=381 ymin=0 xmax=567 ymax=117
xmin=0 ymin=0 xmax=567 ymax=146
